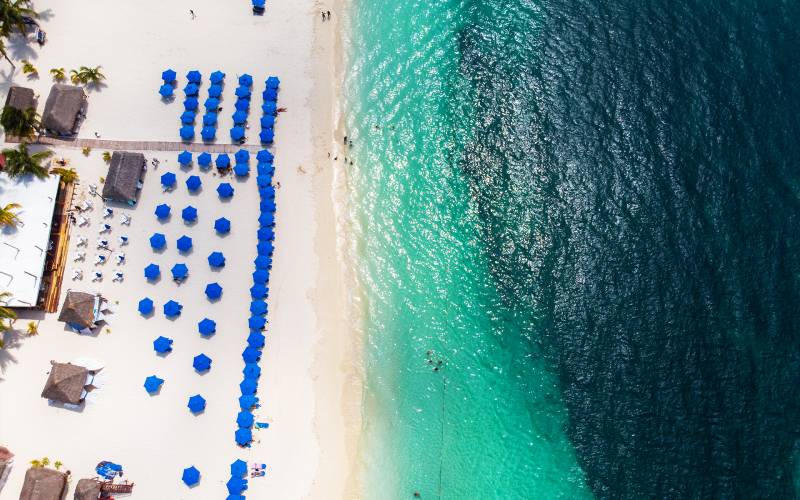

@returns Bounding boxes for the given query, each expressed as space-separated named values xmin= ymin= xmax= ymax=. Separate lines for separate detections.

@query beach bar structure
xmin=102 ymin=152 xmax=145 ymax=205
xmin=19 ymin=467 xmax=68 ymax=500
xmin=0 ymin=172 xmax=74 ymax=311
xmin=3 ymin=85 xmax=36 ymax=113
xmin=74 ymin=478 xmax=101 ymax=500
xmin=57 ymin=290 xmax=101 ymax=333
xmin=41 ymin=361 xmax=90 ymax=405
xmin=41 ymin=84 xmax=86 ymax=136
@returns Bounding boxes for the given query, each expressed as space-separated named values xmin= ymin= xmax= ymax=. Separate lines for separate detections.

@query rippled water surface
xmin=344 ymin=0 xmax=800 ymax=498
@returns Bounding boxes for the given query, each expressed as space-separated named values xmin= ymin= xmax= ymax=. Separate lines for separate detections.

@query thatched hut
xmin=57 ymin=291 xmax=99 ymax=331
xmin=41 ymin=84 xmax=85 ymax=135
xmin=18 ymin=467 xmax=67 ymax=500
xmin=102 ymin=152 xmax=145 ymax=205
xmin=41 ymin=361 xmax=89 ymax=405
xmin=4 ymin=86 xmax=36 ymax=112
xmin=73 ymin=479 xmax=101 ymax=500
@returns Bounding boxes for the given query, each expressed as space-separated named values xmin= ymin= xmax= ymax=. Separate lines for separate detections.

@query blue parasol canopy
xmin=198 ymin=318 xmax=216 ymax=335
xmin=266 ymin=76 xmax=280 ymax=89
xmin=257 ymin=176 xmax=273 ymax=189
xmin=201 ymin=126 xmax=216 ymax=141
xmin=260 ymin=115 xmax=275 ymax=128
xmin=233 ymin=163 xmax=250 ymax=176
xmin=235 ymin=428 xmax=252 ymax=446
xmin=178 ymin=150 xmax=192 ymax=165
xmin=235 ymin=99 xmax=250 ymax=111
xmin=144 ymin=375 xmax=163 ymax=393
xmin=253 ymin=0 xmax=266 ymax=7
xmin=263 ymin=88 xmax=278 ymax=101
xmin=208 ymin=251 xmax=226 ymax=268
xmin=249 ymin=284 xmax=267 ymax=299
xmin=259 ymin=129 xmax=274 ymax=144
xmin=205 ymin=282 xmax=223 ymax=299
xmin=153 ymin=336 xmax=173 ymax=353
xmin=235 ymin=86 xmax=251 ymax=98
xmin=182 ymin=206 xmax=198 ymax=222
xmin=250 ymin=300 xmax=267 ymax=315
xmin=187 ymin=394 xmax=206 ymax=413
xmin=183 ymin=83 xmax=199 ymax=96
xmin=171 ymin=263 xmax=189 ymax=280
xmin=208 ymin=84 xmax=222 ymax=98
xmin=149 ymin=232 xmax=167 ymax=249
xmin=138 ymin=297 xmax=154 ymax=314
xmin=240 ymin=379 xmax=257 ymax=395
xmin=257 ymin=164 xmax=273 ymax=177
xmin=252 ymin=269 xmax=269 ymax=283
xmin=179 ymin=125 xmax=195 ymax=140
xmin=258 ymin=244 xmax=274 ymax=259
xmin=193 ymin=353 xmax=212 ymax=372
xmin=248 ymin=316 xmax=265 ymax=330
xmin=232 ymin=110 xmax=248 ymax=124
xmin=231 ymin=458 xmax=248 ymax=477
xmin=262 ymin=101 xmax=277 ymax=115
xmin=261 ymin=200 xmax=277 ymax=213
xmin=182 ymin=466 xmax=200 ymax=486
xmin=162 ymin=69 xmax=177 ymax=82
xmin=202 ymin=113 xmax=218 ymax=126
xmin=183 ymin=97 xmax=199 ymax=111
xmin=144 ymin=263 xmax=161 ymax=280
xmin=247 ymin=331 xmax=265 ymax=348
xmin=159 ymin=84 xmax=174 ymax=97
xmin=186 ymin=70 xmax=202 ymax=83
xmin=210 ymin=70 xmax=226 ymax=84
xmin=243 ymin=363 xmax=261 ymax=379
xmin=242 ymin=347 xmax=261 ymax=363
xmin=258 ymin=213 xmax=275 ymax=227
xmin=217 ymin=183 xmax=234 ymax=198
xmin=197 ymin=152 xmax=212 ymax=167
xmin=186 ymin=175 xmax=202 ymax=191
xmin=214 ymin=217 xmax=231 ymax=233
xmin=256 ymin=149 xmax=274 ymax=162
xmin=160 ymin=172 xmax=177 ymax=187
xmin=234 ymin=149 xmax=250 ymax=163
xmin=204 ymin=97 xmax=220 ymax=110
xmin=216 ymin=154 xmax=231 ymax=168
xmin=180 ymin=110 xmax=195 ymax=124
xmin=164 ymin=299 xmax=183 ymax=317
xmin=226 ymin=476 xmax=248 ymax=494
xmin=260 ymin=186 xmax=276 ymax=199
xmin=239 ymin=394 xmax=258 ymax=410
xmin=177 ymin=235 xmax=193 ymax=252
xmin=230 ymin=126 xmax=245 ymax=141
xmin=238 ymin=74 xmax=253 ymax=87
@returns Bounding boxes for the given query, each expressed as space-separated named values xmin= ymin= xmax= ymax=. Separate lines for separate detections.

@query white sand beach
xmin=0 ymin=0 xmax=358 ymax=498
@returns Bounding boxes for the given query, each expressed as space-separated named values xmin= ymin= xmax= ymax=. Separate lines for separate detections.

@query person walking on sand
xmin=321 ymin=11 xmax=325 ymax=21
xmin=190 ymin=9 xmax=196 ymax=19
xmin=327 ymin=10 xmax=331 ymax=19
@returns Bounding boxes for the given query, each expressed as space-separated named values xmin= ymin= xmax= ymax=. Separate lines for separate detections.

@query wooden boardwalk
xmin=12 ymin=136 xmax=264 ymax=153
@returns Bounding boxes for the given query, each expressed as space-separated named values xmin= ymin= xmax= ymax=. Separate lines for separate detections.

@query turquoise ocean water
xmin=343 ymin=0 xmax=800 ymax=498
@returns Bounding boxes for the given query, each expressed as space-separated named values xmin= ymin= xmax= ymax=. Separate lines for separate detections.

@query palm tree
xmin=0 ymin=202 xmax=22 ymax=228
xmin=49 ymin=67 xmax=65 ymax=82
xmin=2 ymin=143 xmax=52 ymax=179
xmin=50 ymin=166 xmax=78 ymax=184
xmin=0 ymin=0 xmax=37 ymax=38
xmin=0 ymin=291 xmax=17 ymax=332
xmin=21 ymin=59 xmax=36 ymax=76
xmin=71 ymin=65 xmax=106 ymax=86
xmin=1 ymin=105 xmax=40 ymax=138
xmin=69 ymin=68 xmax=80 ymax=84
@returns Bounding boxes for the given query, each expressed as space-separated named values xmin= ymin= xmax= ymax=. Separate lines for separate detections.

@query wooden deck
xmin=41 ymin=180 xmax=75 ymax=312
xmin=9 ymin=135 xmax=264 ymax=153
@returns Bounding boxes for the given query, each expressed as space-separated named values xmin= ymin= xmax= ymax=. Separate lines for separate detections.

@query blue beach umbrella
xmin=162 ymin=68 xmax=177 ymax=83
xmin=240 ymin=379 xmax=257 ymax=395
xmin=259 ymin=129 xmax=274 ymax=144
xmin=257 ymin=164 xmax=273 ymax=176
xmin=149 ymin=233 xmax=167 ymax=249
xmin=187 ymin=394 xmax=206 ymax=413
xmin=226 ymin=476 xmax=248 ymax=494
xmin=177 ymin=235 xmax=193 ymax=252
xmin=249 ymin=284 xmax=267 ymax=299
xmin=204 ymin=97 xmax=220 ymax=110
xmin=179 ymin=125 xmax=195 ymax=140
xmin=144 ymin=375 xmax=163 ymax=393
xmin=252 ymin=269 xmax=269 ymax=284
xmin=201 ymin=126 xmax=216 ymax=141
xmin=243 ymin=363 xmax=261 ymax=379
xmin=217 ymin=182 xmax=234 ymax=198
xmin=182 ymin=466 xmax=200 ymax=486
xmin=253 ymin=0 xmax=266 ymax=8
xmin=261 ymin=200 xmax=277 ymax=213
xmin=163 ymin=299 xmax=183 ymax=317
xmin=204 ymin=282 xmax=223 ymax=300
xmin=198 ymin=318 xmax=216 ymax=335
xmin=159 ymin=84 xmax=174 ymax=97
xmin=232 ymin=110 xmax=247 ymax=124
xmin=197 ymin=152 xmax=212 ymax=167
xmin=266 ymin=76 xmax=280 ymax=89
xmin=242 ymin=347 xmax=261 ymax=363
xmin=262 ymin=101 xmax=277 ymax=115
xmin=257 ymin=244 xmax=274 ymax=258
xmin=186 ymin=70 xmax=202 ymax=83
xmin=256 ymin=175 xmax=271 ymax=187
xmin=153 ymin=336 xmax=173 ymax=353
xmin=160 ymin=172 xmax=177 ymax=188
xmin=193 ymin=353 xmax=212 ymax=372
xmin=210 ymin=70 xmax=226 ymax=84
xmin=235 ymin=428 xmax=252 ymax=446
xmin=235 ymin=149 xmax=250 ymax=163
xmin=138 ymin=297 xmax=154 ymax=315
xmin=260 ymin=115 xmax=275 ymax=128
xmin=256 ymin=148 xmax=274 ymax=162
xmin=183 ymin=97 xmax=199 ymax=110
xmin=258 ymin=213 xmax=275 ymax=227
xmin=235 ymin=86 xmax=251 ymax=98
xmin=238 ymin=74 xmax=253 ymax=87
xmin=208 ymin=84 xmax=222 ymax=98
xmin=208 ymin=251 xmax=226 ymax=268
xmin=186 ymin=175 xmax=202 ymax=191
xmin=183 ymin=83 xmax=199 ymax=96
xmin=233 ymin=163 xmax=250 ymax=176
xmin=202 ymin=113 xmax=218 ymax=126
xmin=178 ymin=150 xmax=192 ymax=165
xmin=182 ymin=206 xmax=198 ymax=222
xmin=171 ymin=263 xmax=189 ymax=280
xmin=239 ymin=394 xmax=258 ymax=410
xmin=214 ymin=217 xmax=231 ymax=233
xmin=248 ymin=316 xmax=265 ymax=330
xmin=230 ymin=126 xmax=245 ymax=141
xmin=144 ymin=263 xmax=161 ymax=280
xmin=250 ymin=300 xmax=267 ymax=315
xmin=216 ymin=154 xmax=231 ymax=168
xmin=247 ymin=331 xmax=265 ymax=348
xmin=260 ymin=186 xmax=276 ymax=199
xmin=263 ymin=88 xmax=278 ymax=101
xmin=180 ymin=110 xmax=196 ymax=124
xmin=234 ymin=98 xmax=250 ymax=111
xmin=231 ymin=458 xmax=248 ymax=477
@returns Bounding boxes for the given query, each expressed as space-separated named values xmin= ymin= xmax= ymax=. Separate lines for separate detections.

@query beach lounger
xmin=77 ymin=215 xmax=89 ymax=227
xmin=103 ymin=207 xmax=113 ymax=218
xmin=74 ymin=252 xmax=86 ymax=262
xmin=92 ymin=271 xmax=103 ymax=282
xmin=72 ymin=269 xmax=83 ymax=280
xmin=77 ymin=235 xmax=88 ymax=246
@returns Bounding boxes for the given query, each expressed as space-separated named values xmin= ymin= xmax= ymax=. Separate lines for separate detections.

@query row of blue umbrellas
xmin=258 ymin=76 xmax=280 ymax=144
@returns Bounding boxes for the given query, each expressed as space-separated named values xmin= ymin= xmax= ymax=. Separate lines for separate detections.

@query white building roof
xmin=0 ymin=173 xmax=60 ymax=307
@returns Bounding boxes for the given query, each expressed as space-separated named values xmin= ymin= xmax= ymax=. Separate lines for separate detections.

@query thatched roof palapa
xmin=57 ymin=291 xmax=97 ymax=329
xmin=102 ymin=152 xmax=145 ymax=204
xmin=73 ymin=478 xmax=101 ymax=500
xmin=41 ymin=84 xmax=85 ymax=135
xmin=41 ymin=361 xmax=89 ymax=405
xmin=19 ymin=467 xmax=67 ymax=500
xmin=4 ymin=86 xmax=36 ymax=112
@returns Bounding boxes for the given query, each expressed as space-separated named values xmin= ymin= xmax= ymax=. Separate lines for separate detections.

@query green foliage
xmin=0 ymin=202 xmax=21 ymax=227
xmin=81 ymin=146 xmax=91 ymax=156
xmin=2 ymin=143 xmax=52 ymax=179
xmin=21 ymin=59 xmax=36 ymax=76
xmin=50 ymin=166 xmax=78 ymax=184
xmin=70 ymin=65 xmax=106 ymax=86
xmin=101 ymin=151 xmax=111 ymax=162
xmin=49 ymin=67 xmax=65 ymax=81
xmin=1 ymin=105 xmax=40 ymax=138
xmin=0 ymin=291 xmax=18 ymax=333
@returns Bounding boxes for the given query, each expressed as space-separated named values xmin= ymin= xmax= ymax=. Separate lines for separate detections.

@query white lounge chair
xmin=120 ymin=213 xmax=131 ymax=225
xmin=77 ymin=236 xmax=88 ymax=247
xmin=103 ymin=207 xmax=114 ymax=218
xmin=73 ymin=251 xmax=86 ymax=262
xmin=94 ymin=255 xmax=107 ymax=265
xmin=92 ymin=271 xmax=103 ymax=282
xmin=98 ymin=223 xmax=112 ymax=234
